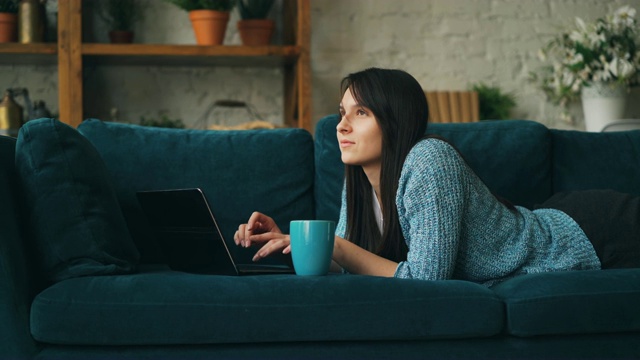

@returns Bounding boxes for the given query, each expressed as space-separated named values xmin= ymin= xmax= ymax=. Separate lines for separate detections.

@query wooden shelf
xmin=7 ymin=0 xmax=311 ymax=131
xmin=82 ymin=44 xmax=301 ymax=67
xmin=0 ymin=43 xmax=57 ymax=65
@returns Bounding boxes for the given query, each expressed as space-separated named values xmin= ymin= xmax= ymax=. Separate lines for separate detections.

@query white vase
xmin=581 ymin=82 xmax=628 ymax=132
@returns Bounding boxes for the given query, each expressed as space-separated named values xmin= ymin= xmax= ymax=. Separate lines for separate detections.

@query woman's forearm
xmin=332 ymin=236 xmax=398 ymax=277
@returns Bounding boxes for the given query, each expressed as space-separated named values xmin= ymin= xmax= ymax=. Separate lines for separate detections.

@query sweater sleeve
xmin=394 ymin=140 xmax=468 ymax=280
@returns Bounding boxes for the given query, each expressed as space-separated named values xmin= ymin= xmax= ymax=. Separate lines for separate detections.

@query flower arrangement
xmin=530 ymin=6 xmax=640 ymax=111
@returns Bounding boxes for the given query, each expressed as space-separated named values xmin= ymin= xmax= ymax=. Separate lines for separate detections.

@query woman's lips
xmin=339 ymin=140 xmax=355 ymax=148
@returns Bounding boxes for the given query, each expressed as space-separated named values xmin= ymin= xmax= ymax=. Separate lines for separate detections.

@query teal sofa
xmin=1 ymin=115 xmax=639 ymax=359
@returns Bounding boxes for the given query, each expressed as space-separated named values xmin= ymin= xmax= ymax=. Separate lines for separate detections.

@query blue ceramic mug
xmin=289 ymin=220 xmax=336 ymax=276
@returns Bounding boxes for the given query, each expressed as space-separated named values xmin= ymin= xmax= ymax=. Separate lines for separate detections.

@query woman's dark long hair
xmin=342 ymin=68 xmax=428 ymax=262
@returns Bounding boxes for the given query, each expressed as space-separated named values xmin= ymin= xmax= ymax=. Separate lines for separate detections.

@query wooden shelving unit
xmin=0 ymin=43 xmax=57 ymax=65
xmin=0 ymin=0 xmax=311 ymax=131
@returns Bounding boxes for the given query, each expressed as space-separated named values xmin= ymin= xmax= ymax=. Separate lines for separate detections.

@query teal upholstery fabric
xmin=0 ymin=136 xmax=39 ymax=358
xmin=314 ymin=115 xmax=552 ymax=223
xmin=551 ymin=129 xmax=640 ymax=196
xmin=427 ymin=120 xmax=552 ymax=208
xmin=78 ymin=120 xmax=315 ymax=265
xmin=31 ymin=271 xmax=503 ymax=345
xmin=15 ymin=119 xmax=139 ymax=283
xmin=33 ymin=333 xmax=640 ymax=360
xmin=314 ymin=115 xmax=345 ymax=223
xmin=492 ymin=269 xmax=640 ymax=337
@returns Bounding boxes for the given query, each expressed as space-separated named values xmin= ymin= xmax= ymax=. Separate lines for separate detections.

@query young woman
xmin=233 ymin=67 xmax=640 ymax=286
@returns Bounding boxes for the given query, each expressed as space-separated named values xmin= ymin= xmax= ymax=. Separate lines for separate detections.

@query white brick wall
xmin=312 ymin=0 xmax=640 ymax=130
xmin=2 ymin=0 xmax=639 ymax=130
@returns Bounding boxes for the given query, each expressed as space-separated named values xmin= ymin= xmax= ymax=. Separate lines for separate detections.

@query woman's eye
xmin=357 ymin=109 xmax=366 ymax=116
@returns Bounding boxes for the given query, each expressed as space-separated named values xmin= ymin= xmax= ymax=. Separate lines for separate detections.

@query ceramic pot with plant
xmin=530 ymin=5 xmax=640 ymax=130
xmin=237 ymin=0 xmax=274 ymax=46
xmin=471 ymin=83 xmax=517 ymax=121
xmin=0 ymin=0 xmax=19 ymax=43
xmin=166 ymin=0 xmax=236 ymax=46
xmin=98 ymin=0 xmax=143 ymax=44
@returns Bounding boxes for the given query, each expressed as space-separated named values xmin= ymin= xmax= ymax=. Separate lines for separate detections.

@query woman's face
xmin=337 ymin=88 xmax=383 ymax=170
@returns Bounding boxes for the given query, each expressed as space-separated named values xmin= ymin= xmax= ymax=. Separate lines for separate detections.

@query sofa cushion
xmin=14 ymin=119 xmax=139 ymax=283
xmin=551 ymin=129 xmax=640 ymax=196
xmin=314 ymin=115 xmax=345 ymax=223
xmin=0 ymin=135 xmax=40 ymax=357
xmin=492 ymin=269 xmax=640 ymax=337
xmin=30 ymin=271 xmax=504 ymax=345
xmin=78 ymin=120 xmax=315 ymax=265
xmin=314 ymin=115 xmax=552 ymax=223
xmin=428 ymin=120 xmax=552 ymax=209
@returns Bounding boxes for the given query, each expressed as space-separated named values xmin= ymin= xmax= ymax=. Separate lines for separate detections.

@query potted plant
xmin=139 ymin=114 xmax=185 ymax=128
xmin=237 ymin=0 xmax=275 ymax=46
xmin=0 ymin=0 xmax=18 ymax=43
xmin=165 ymin=0 xmax=236 ymax=45
xmin=98 ymin=0 xmax=144 ymax=44
xmin=530 ymin=5 xmax=640 ymax=131
xmin=471 ymin=83 xmax=517 ymax=120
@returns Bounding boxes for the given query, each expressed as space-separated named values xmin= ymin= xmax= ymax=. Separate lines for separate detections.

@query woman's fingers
xmin=233 ymin=224 xmax=247 ymax=246
xmin=236 ymin=212 xmax=284 ymax=248
xmin=245 ymin=212 xmax=269 ymax=246
xmin=252 ymin=236 xmax=290 ymax=262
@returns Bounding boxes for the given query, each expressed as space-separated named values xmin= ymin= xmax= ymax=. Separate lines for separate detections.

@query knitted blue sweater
xmin=336 ymin=138 xmax=601 ymax=286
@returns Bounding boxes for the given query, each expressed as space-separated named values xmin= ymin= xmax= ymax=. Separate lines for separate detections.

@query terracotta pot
xmin=237 ymin=19 xmax=275 ymax=46
xmin=188 ymin=10 xmax=230 ymax=46
xmin=109 ymin=30 xmax=134 ymax=44
xmin=0 ymin=12 xmax=17 ymax=43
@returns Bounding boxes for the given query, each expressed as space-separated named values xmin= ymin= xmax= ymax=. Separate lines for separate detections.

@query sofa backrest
xmin=314 ymin=115 xmax=553 ymax=224
xmin=550 ymin=129 xmax=640 ymax=196
xmin=78 ymin=120 xmax=315 ymax=265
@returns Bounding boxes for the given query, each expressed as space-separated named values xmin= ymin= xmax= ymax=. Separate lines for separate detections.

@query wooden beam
xmin=57 ymin=0 xmax=83 ymax=127
xmin=282 ymin=0 xmax=296 ymax=127
xmin=296 ymin=0 xmax=311 ymax=132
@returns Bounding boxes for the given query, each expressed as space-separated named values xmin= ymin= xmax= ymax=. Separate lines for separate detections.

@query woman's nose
xmin=336 ymin=116 xmax=349 ymax=133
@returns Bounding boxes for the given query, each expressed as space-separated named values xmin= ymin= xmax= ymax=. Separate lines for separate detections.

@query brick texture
xmin=2 ymin=0 xmax=639 ymax=130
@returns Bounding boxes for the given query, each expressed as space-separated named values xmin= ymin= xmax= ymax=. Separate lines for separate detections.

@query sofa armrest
xmin=0 ymin=136 xmax=40 ymax=357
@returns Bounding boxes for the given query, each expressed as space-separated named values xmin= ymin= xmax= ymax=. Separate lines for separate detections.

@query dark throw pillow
xmin=15 ymin=118 xmax=139 ymax=283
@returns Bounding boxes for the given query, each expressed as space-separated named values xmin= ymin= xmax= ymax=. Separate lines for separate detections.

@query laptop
xmin=136 ymin=188 xmax=294 ymax=275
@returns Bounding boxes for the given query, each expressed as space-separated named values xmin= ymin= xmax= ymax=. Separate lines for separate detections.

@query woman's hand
xmin=233 ymin=212 xmax=291 ymax=262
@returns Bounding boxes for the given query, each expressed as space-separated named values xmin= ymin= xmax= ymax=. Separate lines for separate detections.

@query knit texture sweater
xmin=336 ymin=138 xmax=601 ymax=286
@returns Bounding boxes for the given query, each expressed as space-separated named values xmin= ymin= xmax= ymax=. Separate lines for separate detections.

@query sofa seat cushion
xmin=31 ymin=271 xmax=504 ymax=345
xmin=492 ymin=269 xmax=640 ymax=337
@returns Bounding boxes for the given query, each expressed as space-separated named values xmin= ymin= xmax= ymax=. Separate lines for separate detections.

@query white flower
xmin=592 ymin=69 xmax=611 ymax=82
xmin=537 ymin=49 xmax=547 ymax=62
xmin=613 ymin=5 xmax=636 ymax=28
xmin=578 ymin=66 xmax=592 ymax=80
xmin=532 ymin=5 xmax=639 ymax=109
xmin=570 ymin=18 xmax=588 ymax=43
xmin=565 ymin=50 xmax=583 ymax=65
xmin=575 ymin=17 xmax=587 ymax=32
xmin=569 ymin=30 xmax=585 ymax=43
xmin=561 ymin=70 xmax=575 ymax=87
xmin=608 ymin=57 xmax=636 ymax=79
xmin=587 ymin=30 xmax=606 ymax=47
